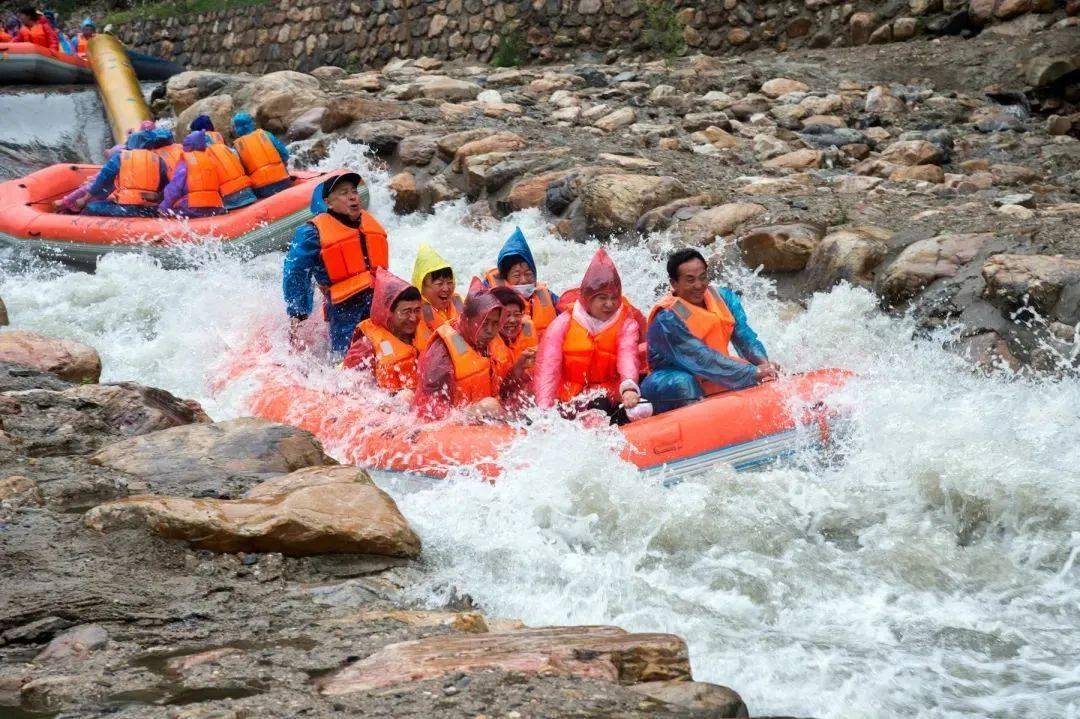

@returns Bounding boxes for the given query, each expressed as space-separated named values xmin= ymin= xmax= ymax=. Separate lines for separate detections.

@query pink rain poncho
xmin=534 ymin=248 xmax=641 ymax=408
xmin=341 ymin=268 xmax=414 ymax=372
xmin=415 ymin=278 xmax=505 ymax=420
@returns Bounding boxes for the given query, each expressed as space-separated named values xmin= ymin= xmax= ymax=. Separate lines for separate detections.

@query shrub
xmin=642 ymin=1 xmax=686 ymax=60
xmin=492 ymin=23 xmax=526 ymax=68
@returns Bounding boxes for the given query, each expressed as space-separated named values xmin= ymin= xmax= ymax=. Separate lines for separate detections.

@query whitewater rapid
xmin=2 ymin=140 xmax=1078 ymax=718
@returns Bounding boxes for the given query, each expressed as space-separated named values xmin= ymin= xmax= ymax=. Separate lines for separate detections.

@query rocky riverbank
xmin=0 ymin=330 xmax=751 ymax=718
xmin=161 ymin=23 xmax=1079 ymax=372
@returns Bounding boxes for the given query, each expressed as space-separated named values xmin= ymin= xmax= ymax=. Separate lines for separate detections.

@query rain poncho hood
xmin=458 ymin=278 xmax=503 ymax=348
xmin=182 ymin=130 xmax=209 ymax=153
xmin=124 ymin=130 xmax=157 ymax=151
xmin=496 ymin=227 xmax=536 ymax=279
xmin=191 ymin=114 xmax=215 ymax=132
xmin=232 ymin=112 xmax=256 ymax=137
xmin=370 ymin=268 xmax=414 ymax=330
xmin=411 ymin=243 xmax=454 ymax=291
xmin=82 ymin=18 xmax=95 ymax=28
xmin=578 ymin=248 xmax=622 ymax=306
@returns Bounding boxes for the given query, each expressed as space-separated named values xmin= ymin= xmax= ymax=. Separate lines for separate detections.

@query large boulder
xmin=341 ymin=120 xmax=427 ymax=156
xmin=579 ymin=174 xmax=689 ymax=236
xmin=803 ymin=228 xmax=891 ymax=291
xmin=505 ymin=169 xmax=577 ymax=211
xmin=89 ymin=417 xmax=333 ymax=498
xmin=631 ymin=680 xmax=749 ymax=718
xmin=451 ymin=132 xmax=527 ymax=172
xmin=176 ymin=94 xmax=235 ymax=140
xmin=84 ymin=465 xmax=420 ymax=557
xmin=981 ymin=254 xmax=1080 ymax=323
xmin=61 ymin=383 xmax=210 ymax=436
xmin=0 ymin=331 xmax=100 ymax=383
xmin=164 ymin=70 xmax=245 ymax=115
xmin=410 ymin=75 xmax=482 ymax=102
xmin=435 ymin=129 xmax=498 ymax=159
xmin=878 ymin=233 xmax=991 ymax=303
xmin=738 ymin=223 xmax=826 ymax=272
xmin=236 ymin=71 xmax=328 ymax=134
xmin=680 ymin=203 xmax=768 ymax=245
xmin=318 ymin=625 xmax=690 ymax=695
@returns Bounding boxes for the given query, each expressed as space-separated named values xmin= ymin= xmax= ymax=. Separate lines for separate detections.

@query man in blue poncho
xmin=282 ymin=173 xmax=388 ymax=355
xmin=640 ymin=249 xmax=780 ymax=414
xmin=83 ymin=129 xmax=169 ymax=218
xmin=482 ymin=227 xmax=560 ymax=338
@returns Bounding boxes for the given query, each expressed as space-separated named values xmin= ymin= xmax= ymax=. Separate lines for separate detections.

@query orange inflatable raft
xmin=0 ymin=165 xmax=341 ymax=268
xmin=239 ymin=366 xmax=852 ymax=481
xmin=0 ymin=42 xmax=93 ymax=84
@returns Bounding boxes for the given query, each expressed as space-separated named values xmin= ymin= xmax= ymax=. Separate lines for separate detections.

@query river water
xmin=1 ymin=116 xmax=1078 ymax=717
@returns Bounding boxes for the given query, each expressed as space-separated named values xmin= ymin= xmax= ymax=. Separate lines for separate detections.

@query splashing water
xmin=2 ymin=139 xmax=1079 ymax=718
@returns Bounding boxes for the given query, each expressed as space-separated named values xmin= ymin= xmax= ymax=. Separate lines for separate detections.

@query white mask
xmin=512 ymin=283 xmax=536 ymax=298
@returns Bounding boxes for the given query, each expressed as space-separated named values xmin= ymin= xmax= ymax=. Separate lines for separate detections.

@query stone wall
xmin=114 ymin=0 xmax=1072 ymax=74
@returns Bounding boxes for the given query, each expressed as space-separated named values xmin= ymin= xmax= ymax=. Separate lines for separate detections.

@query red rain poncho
xmin=415 ymin=278 xmax=506 ymax=420
xmin=341 ymin=268 xmax=414 ymax=371
xmin=534 ymin=248 xmax=641 ymax=408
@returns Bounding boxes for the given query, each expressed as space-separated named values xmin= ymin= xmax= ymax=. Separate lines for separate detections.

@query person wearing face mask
xmin=482 ymin=227 xmax=559 ymax=337
xmin=282 ymin=173 xmax=389 ymax=355
xmin=414 ymin=280 xmax=524 ymax=422
xmin=533 ymin=248 xmax=652 ymax=425
xmin=640 ymin=248 xmax=780 ymax=414
xmin=410 ymin=243 xmax=464 ymax=349
xmin=341 ymin=268 xmax=424 ymax=405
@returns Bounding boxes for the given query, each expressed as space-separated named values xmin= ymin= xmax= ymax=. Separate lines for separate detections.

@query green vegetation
xmin=491 ymin=23 xmax=526 ymax=68
xmin=104 ymin=0 xmax=269 ymax=26
xmin=641 ymin=1 xmax=686 ymax=61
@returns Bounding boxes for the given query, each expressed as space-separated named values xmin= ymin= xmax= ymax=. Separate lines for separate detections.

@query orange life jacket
xmin=415 ymin=295 xmax=463 ymax=349
xmin=356 ymin=319 xmax=422 ymax=392
xmin=311 ymin=212 xmax=389 ymax=305
xmin=205 ymin=143 xmax=253 ymax=197
xmin=233 ymin=129 xmax=289 ymax=188
xmin=154 ymin=143 xmax=184 ymax=180
xmin=21 ymin=21 xmax=50 ymax=48
xmin=648 ymin=287 xmax=742 ymax=395
xmin=76 ymin=34 xmax=89 ymax=56
xmin=435 ymin=324 xmax=501 ymax=404
xmin=182 ymin=150 xmax=224 ymax=209
xmin=0 ymin=29 xmax=12 ymax=42
xmin=113 ymin=149 xmax=163 ymax=206
xmin=489 ymin=317 xmax=538 ymax=384
xmin=558 ymin=307 xmax=626 ymax=403
xmin=206 ymin=130 xmax=225 ymax=146
xmin=482 ymin=268 xmax=557 ymax=336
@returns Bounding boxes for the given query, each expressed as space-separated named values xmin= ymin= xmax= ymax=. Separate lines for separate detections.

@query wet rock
xmin=579 ymin=174 xmax=689 ymax=236
xmin=760 ymin=77 xmax=809 ymax=98
xmin=763 ymin=149 xmax=823 ymax=169
xmin=889 ymin=164 xmax=945 ymax=183
xmin=739 ymin=223 xmax=826 ymax=272
xmin=634 ymin=194 xmax=721 ymax=234
xmin=341 ymin=120 xmax=426 ymax=156
xmin=804 ymin=228 xmax=891 ymax=291
xmin=630 ymin=680 xmax=749 ymax=717
xmin=85 ymin=465 xmax=420 ymax=557
xmin=982 ymin=254 xmax=1080 ymax=323
xmin=0 ymin=331 xmax=101 ymax=383
xmin=593 ymin=107 xmax=636 ymax=132
xmin=165 ymin=70 xmax=243 ymax=115
xmin=879 ymin=233 xmax=991 ymax=303
xmin=881 ymin=140 xmax=944 ymax=165
xmin=958 ymin=331 xmax=1022 ymax=373
xmin=286 ymin=107 xmax=326 ymax=141
xmin=451 ymin=132 xmax=526 ymax=172
xmin=390 ymin=172 xmax=420 ymax=214
xmin=177 ymin=93 xmax=235 ymax=138
xmin=35 ymin=624 xmax=108 ymax=662
xmin=865 ymin=85 xmax=906 ymax=114
xmin=397 ymin=136 xmax=438 ymax=167
xmin=412 ymin=75 xmax=482 ymax=101
xmin=681 ymin=203 xmax=768 ymax=245
xmin=0 ymin=475 xmax=43 ymax=507
xmin=318 ymin=625 xmax=690 ymax=694
xmin=328 ymin=610 xmax=493 ymax=633
xmin=61 ymin=383 xmax=210 ymax=437
xmin=321 ymin=96 xmax=404 ymax=132
xmin=426 ymin=175 xmax=465 ymax=205
xmin=0 ymin=297 xmax=7 ymax=326
xmin=506 ymin=169 xmax=578 ymax=211
xmin=89 ymin=417 xmax=333 ymax=498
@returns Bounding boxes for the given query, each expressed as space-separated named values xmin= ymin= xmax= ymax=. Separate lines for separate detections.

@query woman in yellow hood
xmin=411 ymin=243 xmax=465 ymax=349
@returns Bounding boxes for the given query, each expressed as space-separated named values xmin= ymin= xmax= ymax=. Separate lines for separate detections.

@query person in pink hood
xmin=534 ymin=248 xmax=652 ymax=425
xmin=414 ymin=279 xmax=528 ymax=422
xmin=341 ymin=268 xmax=424 ymax=404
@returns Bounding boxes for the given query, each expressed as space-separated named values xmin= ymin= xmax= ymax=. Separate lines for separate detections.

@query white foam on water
xmin=2 ymin=138 xmax=1079 ymax=718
